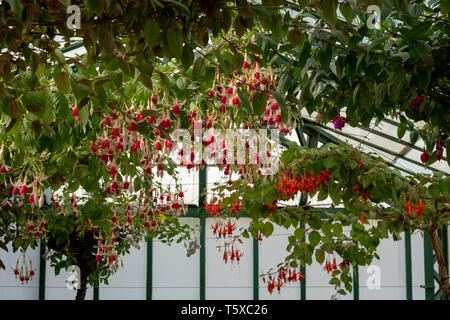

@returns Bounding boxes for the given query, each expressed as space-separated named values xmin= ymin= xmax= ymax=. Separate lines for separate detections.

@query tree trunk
xmin=75 ymin=266 xmax=88 ymax=300
xmin=428 ymin=228 xmax=450 ymax=297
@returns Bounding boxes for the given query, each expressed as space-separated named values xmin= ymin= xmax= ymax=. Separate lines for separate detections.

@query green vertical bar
xmin=253 ymin=238 xmax=259 ymax=300
xmin=353 ymin=265 xmax=359 ymax=300
xmin=93 ymin=279 xmax=99 ymax=300
xmin=199 ymin=167 xmax=207 ymax=300
xmin=300 ymin=224 xmax=306 ymax=300
xmin=404 ymin=231 xmax=413 ymax=300
xmin=423 ymin=232 xmax=435 ymax=300
xmin=146 ymin=238 xmax=153 ymax=300
xmin=200 ymin=213 xmax=206 ymax=300
xmin=39 ymin=241 xmax=46 ymax=300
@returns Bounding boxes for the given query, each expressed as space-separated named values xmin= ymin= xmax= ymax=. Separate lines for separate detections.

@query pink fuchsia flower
xmin=331 ymin=114 xmax=347 ymax=131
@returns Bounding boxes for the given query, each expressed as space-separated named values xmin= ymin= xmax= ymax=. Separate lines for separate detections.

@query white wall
xmin=0 ymin=220 xmax=443 ymax=300
xmin=0 ymin=242 xmax=40 ymax=300
xmin=152 ymin=217 xmax=201 ymax=299
xmin=205 ymin=217 xmax=253 ymax=299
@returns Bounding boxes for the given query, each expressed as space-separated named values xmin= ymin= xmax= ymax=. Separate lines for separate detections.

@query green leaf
xmin=287 ymin=29 xmax=301 ymax=46
xmin=167 ymin=27 xmax=183 ymax=59
xmin=320 ymin=0 xmax=338 ymax=27
xmin=237 ymin=89 xmax=252 ymax=114
xmin=215 ymin=52 xmax=231 ymax=75
xmin=339 ymin=3 xmax=353 ymax=23
xmin=309 ymin=230 xmax=321 ymax=247
xmin=144 ymin=19 xmax=160 ymax=50
xmin=6 ymin=0 xmax=23 ymax=17
xmin=181 ymin=45 xmax=194 ymax=70
xmin=428 ymin=183 xmax=440 ymax=197
xmin=397 ymin=119 xmax=407 ymax=140
xmin=411 ymin=40 xmax=432 ymax=59
xmin=252 ymin=91 xmax=267 ymax=117
xmin=54 ymin=71 xmax=70 ymax=93
xmin=294 ymin=228 xmax=305 ymax=240
xmin=261 ymin=222 xmax=274 ymax=238
xmin=85 ymin=0 xmax=104 ymax=16
xmin=192 ymin=57 xmax=206 ymax=81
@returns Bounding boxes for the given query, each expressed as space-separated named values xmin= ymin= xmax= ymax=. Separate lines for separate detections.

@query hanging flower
xmin=331 ymin=114 xmax=347 ymax=131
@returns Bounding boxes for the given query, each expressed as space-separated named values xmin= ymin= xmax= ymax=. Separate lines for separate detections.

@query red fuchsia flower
xmin=220 ymin=104 xmax=226 ymax=113
xmin=226 ymin=87 xmax=233 ymax=95
xmin=254 ymin=72 xmax=260 ymax=79
xmin=161 ymin=118 xmax=172 ymax=129
xmin=172 ymin=104 xmax=180 ymax=115
xmin=271 ymin=102 xmax=278 ymax=110
xmin=232 ymin=97 xmax=239 ymax=105
xmin=90 ymin=144 xmax=98 ymax=153
xmin=138 ymin=113 xmax=145 ymax=120
xmin=209 ymin=90 xmax=215 ymax=98
xmin=104 ymin=116 xmax=111 ymax=126
xmin=115 ymin=142 xmax=123 ymax=151
xmin=410 ymin=95 xmax=425 ymax=112
xmin=261 ymin=77 xmax=267 ymax=85
xmin=130 ymin=141 xmax=140 ymax=152
xmin=28 ymin=194 xmax=35 ymax=203
xmin=435 ymin=138 xmax=445 ymax=151
xmin=420 ymin=149 xmax=430 ymax=163
xmin=128 ymin=121 xmax=137 ymax=131
xmin=415 ymin=199 xmax=429 ymax=218
xmin=1 ymin=166 xmax=7 ymax=174
xmin=331 ymin=114 xmax=347 ymax=131
xmin=151 ymin=95 xmax=157 ymax=105
xmin=436 ymin=150 xmax=443 ymax=161
xmin=20 ymin=185 xmax=28 ymax=194
xmin=360 ymin=211 xmax=365 ymax=224
xmin=155 ymin=141 xmax=162 ymax=151
xmin=243 ymin=61 xmax=250 ymax=69
xmin=165 ymin=140 xmax=173 ymax=149
xmin=111 ymin=128 xmax=120 ymax=139
xmin=72 ymin=107 xmax=79 ymax=119
xmin=109 ymin=166 xmax=117 ymax=178
xmin=12 ymin=187 xmax=19 ymax=196
xmin=220 ymin=95 xmax=227 ymax=104
xmin=102 ymin=139 xmax=110 ymax=149
xmin=403 ymin=200 xmax=415 ymax=215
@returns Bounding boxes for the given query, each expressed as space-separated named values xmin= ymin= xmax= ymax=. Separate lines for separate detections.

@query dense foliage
xmin=0 ymin=0 xmax=448 ymax=299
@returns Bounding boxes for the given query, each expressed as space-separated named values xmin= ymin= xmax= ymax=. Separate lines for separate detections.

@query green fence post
xmin=253 ymin=238 xmax=259 ymax=300
xmin=39 ymin=240 xmax=46 ymax=300
xmin=405 ymin=231 xmax=413 ymax=300
xmin=146 ymin=238 xmax=153 ymax=300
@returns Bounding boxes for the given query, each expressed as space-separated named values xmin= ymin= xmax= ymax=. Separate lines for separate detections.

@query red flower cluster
xmin=222 ymin=246 xmax=243 ymax=264
xmin=277 ymin=170 xmax=330 ymax=199
xmin=403 ymin=199 xmax=429 ymax=218
xmin=267 ymin=268 xmax=305 ymax=294
xmin=205 ymin=201 xmax=223 ymax=216
xmin=263 ymin=199 xmax=278 ymax=213
xmin=210 ymin=220 xmax=237 ymax=238
xmin=13 ymin=254 xmax=36 ymax=285
xmin=324 ymin=258 xmax=349 ymax=273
